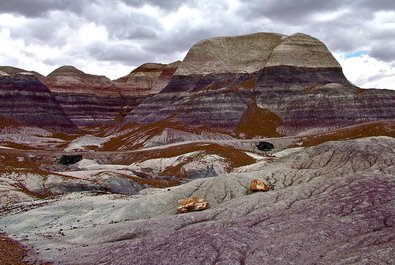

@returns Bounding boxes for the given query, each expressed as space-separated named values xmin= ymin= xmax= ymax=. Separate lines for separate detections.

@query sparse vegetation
xmin=256 ymin=141 xmax=274 ymax=151
xmin=59 ymin=154 xmax=82 ymax=165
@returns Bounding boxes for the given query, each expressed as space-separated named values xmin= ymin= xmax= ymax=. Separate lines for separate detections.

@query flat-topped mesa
xmin=176 ymin=32 xmax=341 ymax=75
xmin=162 ymin=32 xmax=345 ymax=93
xmin=126 ymin=32 xmax=395 ymax=136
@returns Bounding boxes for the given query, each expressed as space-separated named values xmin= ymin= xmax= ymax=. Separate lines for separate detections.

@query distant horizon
xmin=0 ymin=1 xmax=394 ymax=89
xmin=0 ymin=47 xmax=392 ymax=90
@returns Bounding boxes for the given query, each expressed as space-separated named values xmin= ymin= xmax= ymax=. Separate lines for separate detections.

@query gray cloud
xmin=11 ymin=18 xmax=76 ymax=46
xmin=0 ymin=0 xmax=188 ymax=18
xmin=358 ymin=0 xmax=395 ymax=11
xmin=235 ymin=0 xmax=395 ymax=56
xmin=236 ymin=0 xmax=346 ymax=25
xmin=82 ymin=6 xmax=160 ymax=41
xmin=0 ymin=0 xmax=88 ymax=17
xmin=117 ymin=0 xmax=187 ymax=11
xmin=144 ymin=28 xmax=216 ymax=55
xmin=370 ymin=42 xmax=395 ymax=62
xmin=87 ymin=43 xmax=151 ymax=64
xmin=110 ymin=26 xmax=158 ymax=40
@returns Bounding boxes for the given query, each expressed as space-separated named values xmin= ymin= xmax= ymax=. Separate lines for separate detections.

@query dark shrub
xmin=256 ymin=141 xmax=274 ymax=151
xmin=59 ymin=155 xmax=82 ymax=165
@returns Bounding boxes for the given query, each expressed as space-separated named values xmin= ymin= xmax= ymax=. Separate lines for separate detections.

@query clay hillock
xmin=0 ymin=73 xmax=76 ymax=131
xmin=114 ymin=63 xmax=166 ymax=97
xmin=0 ymin=66 xmax=44 ymax=79
xmin=125 ymin=32 xmax=395 ymax=136
xmin=115 ymin=63 xmax=165 ymax=83
xmin=42 ymin=66 xmax=122 ymax=127
xmin=42 ymin=63 xmax=179 ymax=127
xmin=114 ymin=62 xmax=180 ymax=96
xmin=45 ymin=65 xmax=117 ymax=96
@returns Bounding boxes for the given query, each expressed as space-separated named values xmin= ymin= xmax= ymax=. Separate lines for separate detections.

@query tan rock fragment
xmin=177 ymin=196 xmax=209 ymax=214
xmin=250 ymin=179 xmax=273 ymax=192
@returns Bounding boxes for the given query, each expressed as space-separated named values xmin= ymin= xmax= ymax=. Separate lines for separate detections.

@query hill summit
xmin=175 ymin=32 xmax=340 ymax=76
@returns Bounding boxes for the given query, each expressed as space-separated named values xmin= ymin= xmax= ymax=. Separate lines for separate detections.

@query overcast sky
xmin=0 ymin=0 xmax=394 ymax=89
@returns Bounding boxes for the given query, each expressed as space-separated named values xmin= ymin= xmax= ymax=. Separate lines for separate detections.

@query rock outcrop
xmin=249 ymin=179 xmax=273 ymax=192
xmin=177 ymin=196 xmax=209 ymax=213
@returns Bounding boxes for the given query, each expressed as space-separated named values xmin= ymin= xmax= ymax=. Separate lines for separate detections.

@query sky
xmin=0 ymin=0 xmax=394 ymax=89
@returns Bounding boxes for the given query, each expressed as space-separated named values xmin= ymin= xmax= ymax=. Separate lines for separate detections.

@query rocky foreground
xmin=0 ymin=32 xmax=394 ymax=264
xmin=1 ymin=137 xmax=394 ymax=264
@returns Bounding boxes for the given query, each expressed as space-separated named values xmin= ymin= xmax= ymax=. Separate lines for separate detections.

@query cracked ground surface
xmin=0 ymin=136 xmax=394 ymax=264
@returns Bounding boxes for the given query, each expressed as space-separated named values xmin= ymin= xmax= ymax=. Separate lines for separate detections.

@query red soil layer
xmin=0 ymin=233 xmax=27 ymax=265
xmin=101 ymin=142 xmax=256 ymax=169
xmin=300 ymin=120 xmax=395 ymax=147
xmin=235 ymin=99 xmax=282 ymax=138
xmin=0 ymin=115 xmax=22 ymax=128
xmin=0 ymin=234 xmax=51 ymax=265
xmin=102 ymin=120 xmax=230 ymax=151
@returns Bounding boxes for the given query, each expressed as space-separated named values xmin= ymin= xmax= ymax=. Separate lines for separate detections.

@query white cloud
xmin=309 ymin=8 xmax=350 ymax=23
xmin=75 ymin=60 xmax=132 ymax=80
xmin=78 ymin=23 xmax=108 ymax=45
xmin=335 ymin=52 xmax=395 ymax=90
xmin=0 ymin=13 xmax=26 ymax=27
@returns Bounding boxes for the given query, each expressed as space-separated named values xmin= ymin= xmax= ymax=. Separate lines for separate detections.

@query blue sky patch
xmin=344 ymin=50 xmax=368 ymax=59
